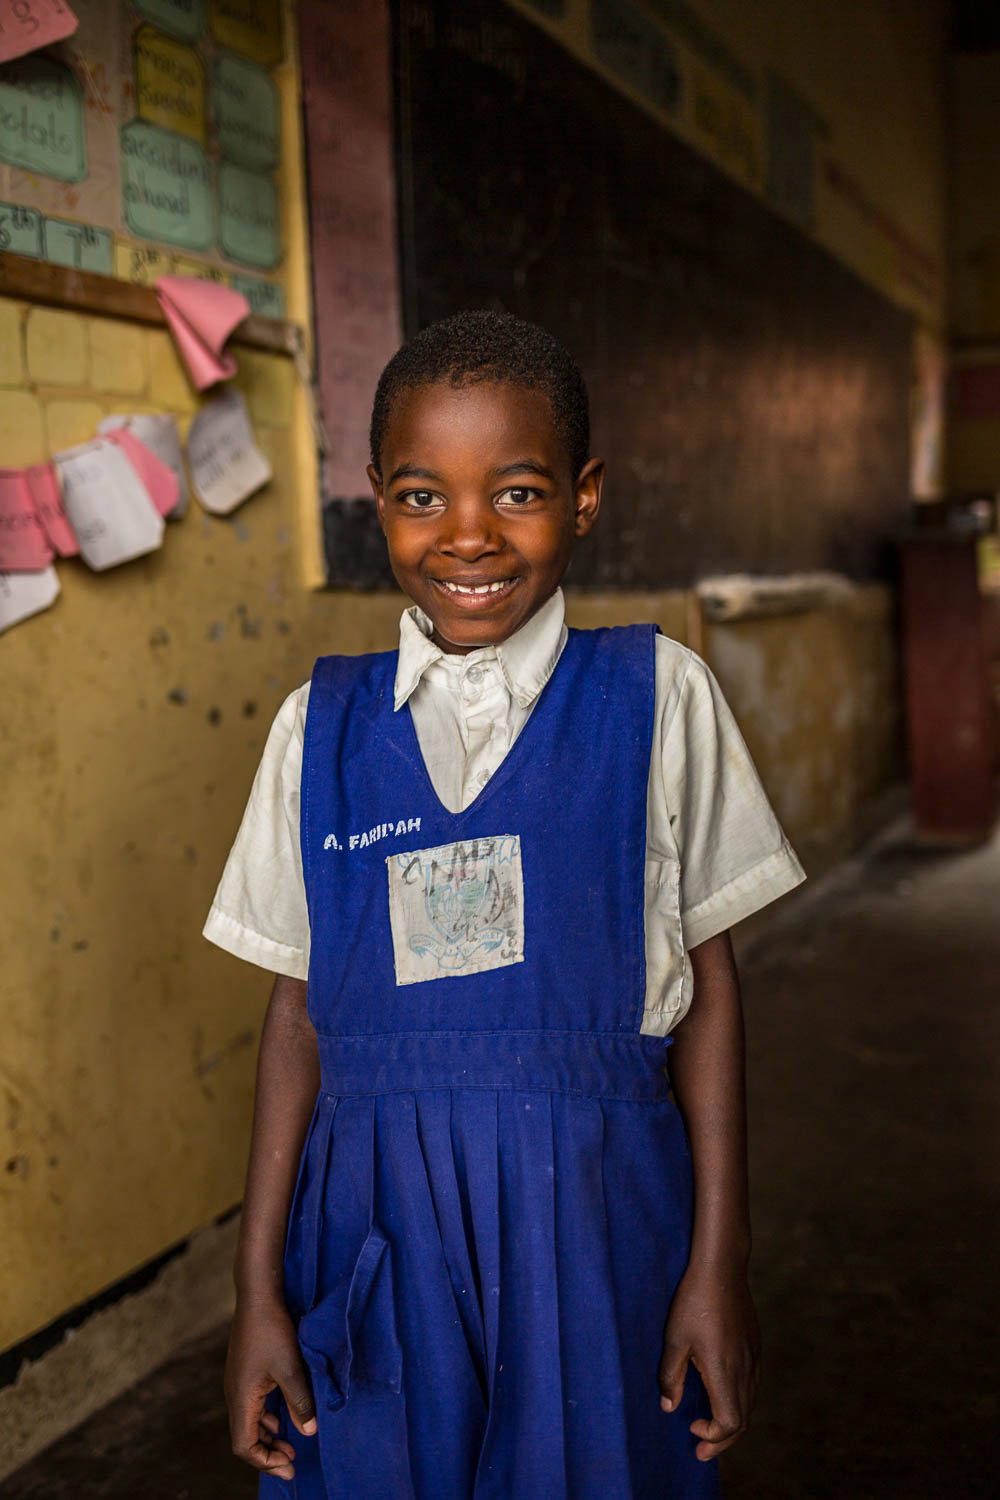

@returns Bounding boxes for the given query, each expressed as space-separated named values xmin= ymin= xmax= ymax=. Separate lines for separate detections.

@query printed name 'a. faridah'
xmin=323 ymin=816 xmax=422 ymax=852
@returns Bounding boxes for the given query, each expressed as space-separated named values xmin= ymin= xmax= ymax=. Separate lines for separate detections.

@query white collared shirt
xmin=394 ymin=588 xmax=568 ymax=813
xmin=204 ymin=588 xmax=804 ymax=1034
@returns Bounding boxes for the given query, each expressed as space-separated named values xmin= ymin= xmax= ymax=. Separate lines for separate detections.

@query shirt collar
xmin=394 ymin=587 xmax=567 ymax=711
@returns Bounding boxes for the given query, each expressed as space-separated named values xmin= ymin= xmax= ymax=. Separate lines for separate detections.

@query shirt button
xmin=479 ymin=769 xmax=490 ymax=784
xmin=466 ymin=665 xmax=484 ymax=684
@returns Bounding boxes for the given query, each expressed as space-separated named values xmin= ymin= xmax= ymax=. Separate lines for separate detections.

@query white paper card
xmin=0 ymin=566 xmax=60 ymax=634
xmin=54 ymin=440 xmax=164 ymax=571
xmin=386 ymin=835 xmax=525 ymax=986
xmin=187 ymin=390 xmax=271 ymax=516
xmin=99 ymin=413 xmax=188 ymax=518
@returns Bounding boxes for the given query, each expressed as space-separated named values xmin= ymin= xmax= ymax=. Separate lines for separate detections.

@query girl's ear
xmin=367 ymin=464 xmax=386 ymax=530
xmin=573 ymin=457 xmax=604 ymax=537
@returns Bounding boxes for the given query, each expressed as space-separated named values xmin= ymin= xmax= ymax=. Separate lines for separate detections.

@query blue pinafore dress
xmin=261 ymin=625 xmax=721 ymax=1499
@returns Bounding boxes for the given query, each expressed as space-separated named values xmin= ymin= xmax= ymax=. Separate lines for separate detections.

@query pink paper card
xmin=105 ymin=429 xmax=179 ymax=518
xmin=154 ymin=276 xmax=250 ymax=391
xmin=0 ymin=468 xmax=54 ymax=571
xmin=25 ymin=462 xmax=78 ymax=556
xmin=0 ymin=0 xmax=77 ymax=64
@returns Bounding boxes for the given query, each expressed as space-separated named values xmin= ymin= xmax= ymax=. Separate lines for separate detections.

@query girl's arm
xmin=225 ymin=973 xmax=321 ymax=1482
xmin=658 ymin=929 xmax=761 ymax=1462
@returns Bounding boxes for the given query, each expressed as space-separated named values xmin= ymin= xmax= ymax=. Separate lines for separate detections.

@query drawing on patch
xmin=386 ymin=836 xmax=524 ymax=985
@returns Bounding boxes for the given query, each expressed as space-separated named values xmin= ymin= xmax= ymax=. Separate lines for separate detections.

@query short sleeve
xmin=202 ymin=683 xmax=312 ymax=978
xmin=651 ymin=641 xmax=805 ymax=949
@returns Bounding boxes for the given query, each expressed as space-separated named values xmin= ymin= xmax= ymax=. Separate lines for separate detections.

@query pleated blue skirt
xmin=261 ymin=1070 xmax=721 ymax=1499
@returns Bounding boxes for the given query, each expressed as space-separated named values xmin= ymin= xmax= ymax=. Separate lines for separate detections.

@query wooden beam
xmin=0 ymin=253 xmax=298 ymax=356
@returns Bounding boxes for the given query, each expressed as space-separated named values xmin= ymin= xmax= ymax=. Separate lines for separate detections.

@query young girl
xmin=204 ymin=310 xmax=804 ymax=1498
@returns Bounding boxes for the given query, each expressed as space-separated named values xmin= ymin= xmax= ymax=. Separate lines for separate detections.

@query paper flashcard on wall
xmin=0 ymin=0 xmax=78 ymax=65
xmin=0 ymin=468 xmax=53 ymax=571
xmin=154 ymin=275 xmax=250 ymax=390
xmin=25 ymin=463 xmax=78 ymax=556
xmin=0 ymin=566 xmax=59 ymax=635
xmin=102 ymin=428 xmax=179 ymax=518
xmin=99 ymin=414 xmax=188 ymax=518
xmin=54 ymin=440 xmax=164 ymax=571
xmin=187 ymin=389 xmax=271 ymax=515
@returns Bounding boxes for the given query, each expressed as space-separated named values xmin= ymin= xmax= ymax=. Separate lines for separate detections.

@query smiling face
xmin=369 ymin=380 xmax=603 ymax=654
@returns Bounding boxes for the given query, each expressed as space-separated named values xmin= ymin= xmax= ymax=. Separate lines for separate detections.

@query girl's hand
xmin=657 ymin=1263 xmax=761 ymax=1462
xmin=225 ymin=1296 xmax=318 ymax=1481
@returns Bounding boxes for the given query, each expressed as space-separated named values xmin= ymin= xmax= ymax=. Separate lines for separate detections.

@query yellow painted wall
xmin=0 ymin=2 xmax=344 ymax=1350
xmin=705 ymin=590 xmax=900 ymax=870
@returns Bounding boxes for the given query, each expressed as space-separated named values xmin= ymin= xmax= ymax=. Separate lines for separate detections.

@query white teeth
xmin=442 ymin=580 xmax=510 ymax=594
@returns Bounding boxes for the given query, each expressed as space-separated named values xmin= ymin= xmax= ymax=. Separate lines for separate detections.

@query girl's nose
xmin=438 ymin=500 xmax=503 ymax=558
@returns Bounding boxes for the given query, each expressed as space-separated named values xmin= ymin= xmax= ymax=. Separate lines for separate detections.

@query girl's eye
xmin=497 ymin=487 xmax=539 ymax=506
xmin=400 ymin=490 xmax=440 ymax=510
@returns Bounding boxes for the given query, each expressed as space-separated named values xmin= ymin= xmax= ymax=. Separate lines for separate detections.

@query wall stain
xmin=193 ymin=1029 xmax=256 ymax=1098
xmin=236 ymin=604 xmax=262 ymax=640
xmin=0 ymin=1064 xmax=67 ymax=1142
xmin=167 ymin=687 xmax=188 ymax=706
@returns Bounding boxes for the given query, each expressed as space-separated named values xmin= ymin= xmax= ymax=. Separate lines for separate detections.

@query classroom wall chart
xmin=0 ymin=0 xmax=287 ymax=317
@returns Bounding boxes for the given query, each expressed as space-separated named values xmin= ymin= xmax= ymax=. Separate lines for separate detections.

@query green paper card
xmin=134 ymin=0 xmax=206 ymax=44
xmin=0 ymin=55 xmax=86 ymax=182
xmin=218 ymin=161 xmax=278 ymax=268
xmin=0 ymin=200 xmax=42 ymax=256
xmin=213 ymin=51 xmax=279 ymax=170
xmin=121 ymin=119 xmax=213 ymax=250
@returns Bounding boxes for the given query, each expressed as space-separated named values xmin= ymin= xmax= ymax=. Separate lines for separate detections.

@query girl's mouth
xmin=430 ymin=577 xmax=519 ymax=605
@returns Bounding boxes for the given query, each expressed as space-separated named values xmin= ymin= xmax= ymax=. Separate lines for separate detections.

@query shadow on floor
xmin=5 ymin=823 xmax=998 ymax=1498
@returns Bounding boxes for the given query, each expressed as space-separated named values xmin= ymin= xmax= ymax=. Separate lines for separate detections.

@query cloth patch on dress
xmin=386 ymin=835 xmax=524 ymax=986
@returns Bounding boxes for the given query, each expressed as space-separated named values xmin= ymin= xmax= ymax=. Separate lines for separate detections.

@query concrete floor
xmin=4 ymin=821 xmax=998 ymax=1498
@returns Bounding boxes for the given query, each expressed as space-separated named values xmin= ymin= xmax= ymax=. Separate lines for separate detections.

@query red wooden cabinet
xmin=900 ymin=532 xmax=998 ymax=840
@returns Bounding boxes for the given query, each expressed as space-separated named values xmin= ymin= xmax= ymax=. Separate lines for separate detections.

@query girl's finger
xmin=257 ymin=1421 xmax=293 ymax=1458
xmin=689 ymin=1412 xmax=746 ymax=1461
xmin=658 ymin=1337 xmax=691 ymax=1413
xmin=248 ymin=1437 xmax=297 ymax=1479
xmin=276 ymin=1362 xmax=318 ymax=1437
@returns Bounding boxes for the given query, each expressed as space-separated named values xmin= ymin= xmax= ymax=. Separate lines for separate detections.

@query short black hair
xmin=369 ymin=309 xmax=590 ymax=479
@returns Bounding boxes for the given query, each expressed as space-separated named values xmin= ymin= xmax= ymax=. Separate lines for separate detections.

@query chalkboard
xmin=324 ymin=0 xmax=912 ymax=589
